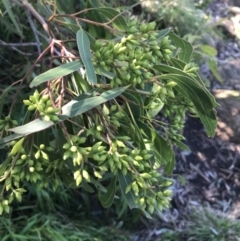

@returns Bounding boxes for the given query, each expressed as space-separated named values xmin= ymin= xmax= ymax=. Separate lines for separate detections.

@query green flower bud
xmin=34 ymin=150 xmax=41 ymax=160
xmin=140 ymin=23 xmax=147 ymax=33
xmin=146 ymin=21 xmax=156 ymax=31
xmin=28 ymin=105 xmax=36 ymax=111
xmin=128 ymin=26 xmax=138 ymax=33
xmin=82 ymin=170 xmax=90 ymax=182
xmin=166 ymin=81 xmax=177 ymax=87
xmin=140 ymin=173 xmax=152 ymax=179
xmin=43 ymin=115 xmax=51 ymax=122
xmin=33 ymin=90 xmax=40 ymax=101
xmin=163 ymin=190 xmax=172 ymax=197
xmin=162 ymin=49 xmax=172 ymax=54
xmin=23 ymin=100 xmax=32 ymax=105
xmin=63 ymin=150 xmax=71 ymax=160
xmin=41 ymin=95 xmax=49 ymax=102
xmin=63 ymin=143 xmax=71 ymax=150
xmin=70 ymin=146 xmax=78 ymax=152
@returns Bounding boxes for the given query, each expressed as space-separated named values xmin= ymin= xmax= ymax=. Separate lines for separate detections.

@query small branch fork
xmin=7 ymin=0 xmax=123 ymax=117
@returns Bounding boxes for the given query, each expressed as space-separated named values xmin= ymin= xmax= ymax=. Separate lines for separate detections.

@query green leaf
xmin=0 ymin=133 xmax=25 ymax=148
xmin=207 ymin=59 xmax=223 ymax=83
xmin=153 ymin=64 xmax=219 ymax=107
xmin=89 ymin=8 xmax=127 ymax=31
xmin=62 ymin=173 xmax=77 ymax=189
xmin=2 ymin=0 xmax=23 ymax=38
xmin=76 ymin=29 xmax=97 ymax=85
xmin=98 ymin=69 xmax=115 ymax=79
xmin=170 ymin=58 xmax=205 ymax=86
xmin=1 ymin=86 xmax=129 ymax=147
xmin=169 ymin=32 xmax=193 ymax=63
xmin=159 ymin=73 xmax=217 ymax=137
xmin=157 ymin=28 xmax=171 ymax=39
xmin=200 ymin=45 xmax=217 ymax=57
xmin=147 ymin=102 xmax=164 ymax=118
xmin=164 ymin=152 xmax=175 ymax=175
xmin=8 ymin=119 xmax=53 ymax=135
xmin=0 ymin=157 xmax=11 ymax=177
xmin=98 ymin=176 xmax=117 ymax=208
xmin=173 ymin=140 xmax=190 ymax=151
xmin=82 ymin=180 xmax=95 ymax=193
xmin=0 ymin=84 xmax=12 ymax=116
xmin=123 ymin=103 xmax=145 ymax=149
xmin=72 ymin=71 xmax=91 ymax=93
xmin=154 ymin=133 xmax=173 ymax=166
xmin=30 ymin=61 xmax=82 ymax=88
xmin=122 ymin=92 xmax=142 ymax=119
xmin=61 ymin=86 xmax=129 ymax=117
xmin=118 ymin=172 xmax=152 ymax=219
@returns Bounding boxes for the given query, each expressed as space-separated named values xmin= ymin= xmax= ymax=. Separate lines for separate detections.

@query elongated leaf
xmin=153 ymin=65 xmax=219 ymax=107
xmin=173 ymin=140 xmax=190 ymax=151
xmin=170 ymin=57 xmax=185 ymax=70
xmin=98 ymin=176 xmax=117 ymax=208
xmin=8 ymin=119 xmax=53 ymax=135
xmin=207 ymin=59 xmax=223 ymax=83
xmin=0 ymin=85 xmax=12 ymax=116
xmin=170 ymin=58 xmax=205 ymax=86
xmin=200 ymin=45 xmax=217 ymax=57
xmin=122 ymin=92 xmax=142 ymax=119
xmin=30 ymin=61 xmax=82 ymax=88
xmin=169 ymin=32 xmax=193 ymax=63
xmin=82 ymin=180 xmax=95 ymax=193
xmin=154 ymin=133 xmax=173 ymax=165
xmin=0 ymin=86 xmax=129 ymax=147
xmin=158 ymin=73 xmax=217 ymax=137
xmin=62 ymin=173 xmax=77 ymax=189
xmin=77 ymin=29 xmax=97 ymax=85
xmin=157 ymin=28 xmax=171 ymax=39
xmin=0 ymin=133 xmax=25 ymax=148
xmin=118 ymin=172 xmax=152 ymax=219
xmin=0 ymin=157 xmax=11 ymax=177
xmin=164 ymin=152 xmax=175 ymax=175
xmin=61 ymin=86 xmax=129 ymax=117
xmin=98 ymin=69 xmax=115 ymax=79
xmin=2 ymin=0 xmax=23 ymax=38
xmin=88 ymin=8 xmax=127 ymax=31
xmin=123 ymin=103 xmax=145 ymax=149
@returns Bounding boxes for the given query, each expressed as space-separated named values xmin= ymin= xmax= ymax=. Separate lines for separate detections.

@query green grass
xmin=0 ymin=211 xmax=132 ymax=241
xmin=151 ymin=208 xmax=240 ymax=241
xmin=1 ymin=186 xmax=240 ymax=241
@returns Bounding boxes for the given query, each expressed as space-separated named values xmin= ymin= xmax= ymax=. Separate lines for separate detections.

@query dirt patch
xmin=173 ymin=116 xmax=240 ymax=218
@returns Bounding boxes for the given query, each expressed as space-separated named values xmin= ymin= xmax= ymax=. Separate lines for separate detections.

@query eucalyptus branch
xmin=21 ymin=0 xmax=52 ymax=38
xmin=0 ymin=40 xmax=41 ymax=47
xmin=0 ymin=40 xmax=33 ymax=56
xmin=9 ymin=43 xmax=52 ymax=115
xmin=25 ymin=9 xmax=41 ymax=55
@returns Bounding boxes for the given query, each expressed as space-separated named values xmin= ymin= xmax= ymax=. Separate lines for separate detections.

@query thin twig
xmin=0 ymin=40 xmax=41 ymax=47
xmin=21 ymin=0 xmax=52 ymax=38
xmin=9 ymin=44 xmax=52 ymax=115
xmin=0 ymin=40 xmax=33 ymax=56
xmin=25 ymin=9 xmax=41 ymax=55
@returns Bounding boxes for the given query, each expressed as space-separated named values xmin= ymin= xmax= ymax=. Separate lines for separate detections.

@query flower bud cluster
xmin=0 ymin=116 xmax=18 ymax=131
xmin=23 ymin=90 xmax=60 ymax=122
xmin=93 ymin=21 xmax=176 ymax=89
